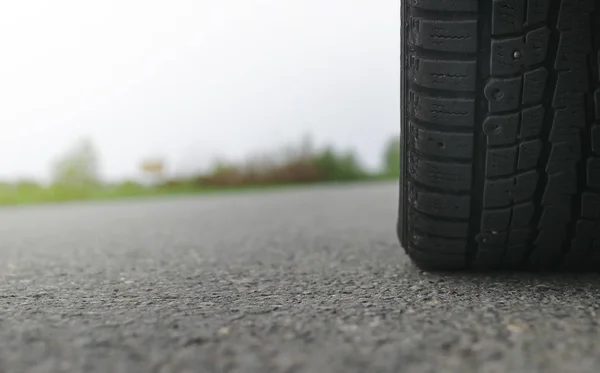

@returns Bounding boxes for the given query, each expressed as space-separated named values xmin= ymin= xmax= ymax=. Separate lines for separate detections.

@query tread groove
xmin=466 ymin=0 xmax=491 ymax=268
xmin=411 ymin=227 xmax=469 ymax=241
xmin=409 ymin=117 xmax=475 ymax=133
xmin=407 ymin=177 xmax=472 ymax=196
xmin=565 ymin=3 xmax=597 ymax=266
xmin=410 ymin=208 xmax=470 ymax=223
xmin=408 ymin=81 xmax=476 ymax=99
xmin=563 ymin=1 xmax=600 ymax=270
xmin=409 ymin=149 xmax=474 ymax=164
xmin=525 ymin=0 xmax=593 ymax=269
xmin=523 ymin=0 xmax=562 ymax=269
xmin=410 ymin=7 xmax=478 ymax=20
xmin=408 ymin=45 xmax=478 ymax=60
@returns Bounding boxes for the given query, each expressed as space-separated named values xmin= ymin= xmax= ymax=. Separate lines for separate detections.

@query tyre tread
xmin=400 ymin=0 xmax=600 ymax=271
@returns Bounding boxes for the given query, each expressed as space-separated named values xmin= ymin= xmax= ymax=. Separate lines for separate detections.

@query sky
xmin=0 ymin=0 xmax=400 ymax=183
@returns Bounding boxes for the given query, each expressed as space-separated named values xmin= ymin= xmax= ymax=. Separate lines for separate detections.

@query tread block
xmin=483 ymin=177 xmax=514 ymax=208
xmin=541 ymin=169 xmax=577 ymax=205
xmin=511 ymin=202 xmax=535 ymax=227
xmin=556 ymin=28 xmax=592 ymax=66
xmin=522 ymin=67 xmax=548 ymax=105
xmin=557 ymin=0 xmax=595 ymax=32
xmin=474 ymin=231 xmax=509 ymax=268
xmin=575 ymin=219 xmax=600 ymax=239
xmin=546 ymin=142 xmax=581 ymax=174
xmin=534 ymin=225 xmax=568 ymax=247
xmin=409 ymin=55 xmax=477 ymax=92
xmin=525 ymin=0 xmax=549 ymax=27
xmin=483 ymin=113 xmax=520 ymax=145
xmin=409 ymin=122 xmax=474 ymax=158
xmin=406 ymin=244 xmax=467 ymax=270
xmin=476 ymin=230 xmax=508 ymax=246
xmin=519 ymin=105 xmax=544 ymax=139
xmin=587 ymin=158 xmax=600 ymax=188
xmin=409 ymin=207 xmax=469 ymax=238
xmin=408 ymin=152 xmax=472 ymax=190
xmin=410 ymin=232 xmax=467 ymax=254
xmin=567 ymin=237 xmax=592 ymax=256
xmin=529 ymin=236 xmax=564 ymax=268
xmin=508 ymin=228 xmax=532 ymax=246
xmin=553 ymin=77 xmax=586 ymax=109
xmin=549 ymin=125 xmax=581 ymax=148
xmin=503 ymin=244 xmax=527 ymax=266
xmin=595 ymin=89 xmax=600 ymax=119
xmin=484 ymin=77 xmax=522 ymax=113
xmin=411 ymin=18 xmax=478 ymax=53
xmin=408 ymin=0 xmax=478 ymax=12
xmin=513 ymin=170 xmax=539 ymax=202
xmin=408 ymin=90 xmax=476 ymax=128
xmin=581 ymin=192 xmax=600 ymax=219
xmin=481 ymin=171 xmax=537 ymax=209
xmin=481 ymin=207 xmax=511 ymax=231
xmin=491 ymin=0 xmax=525 ymax=36
xmin=550 ymin=103 xmax=586 ymax=143
xmin=490 ymin=36 xmax=525 ymax=76
xmin=563 ymin=238 xmax=593 ymax=271
xmin=486 ymin=146 xmax=518 ymax=177
xmin=517 ymin=139 xmax=542 ymax=170
xmin=570 ymin=237 xmax=592 ymax=253
xmin=591 ymin=125 xmax=600 ymax=154
xmin=538 ymin=200 xmax=572 ymax=228
xmin=408 ymin=182 xmax=471 ymax=218
xmin=473 ymin=248 xmax=506 ymax=268
xmin=524 ymin=27 xmax=550 ymax=66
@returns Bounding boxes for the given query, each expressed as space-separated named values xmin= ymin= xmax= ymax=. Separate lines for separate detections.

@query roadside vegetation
xmin=0 ymin=135 xmax=400 ymax=206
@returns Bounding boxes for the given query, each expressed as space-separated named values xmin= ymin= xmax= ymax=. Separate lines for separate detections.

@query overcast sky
xmin=0 ymin=0 xmax=400 ymax=182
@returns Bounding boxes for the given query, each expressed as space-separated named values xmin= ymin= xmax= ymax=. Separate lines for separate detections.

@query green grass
xmin=0 ymin=176 xmax=395 ymax=207
xmin=0 ymin=183 xmax=246 ymax=206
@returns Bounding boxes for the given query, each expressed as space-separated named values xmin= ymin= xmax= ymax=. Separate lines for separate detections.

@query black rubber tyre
xmin=398 ymin=0 xmax=600 ymax=271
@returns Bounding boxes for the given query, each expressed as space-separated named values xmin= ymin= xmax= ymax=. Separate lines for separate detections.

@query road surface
xmin=0 ymin=182 xmax=599 ymax=373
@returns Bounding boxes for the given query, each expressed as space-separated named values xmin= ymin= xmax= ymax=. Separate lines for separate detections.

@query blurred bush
xmin=52 ymin=137 xmax=101 ymax=189
xmin=198 ymin=137 xmax=368 ymax=187
xmin=313 ymin=146 xmax=366 ymax=182
xmin=0 ymin=133 xmax=401 ymax=205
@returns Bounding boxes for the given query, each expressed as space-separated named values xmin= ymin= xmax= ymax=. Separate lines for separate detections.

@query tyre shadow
xmin=415 ymin=267 xmax=600 ymax=293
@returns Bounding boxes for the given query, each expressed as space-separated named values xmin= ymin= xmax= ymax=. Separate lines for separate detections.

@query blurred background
xmin=0 ymin=0 xmax=400 ymax=205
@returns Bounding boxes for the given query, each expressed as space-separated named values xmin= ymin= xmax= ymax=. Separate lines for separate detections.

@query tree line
xmin=0 ymin=134 xmax=400 ymax=205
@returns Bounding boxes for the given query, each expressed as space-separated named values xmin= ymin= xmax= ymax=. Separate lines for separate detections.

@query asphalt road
xmin=1 ymin=182 xmax=600 ymax=373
